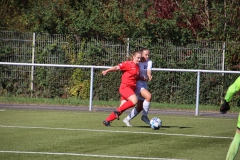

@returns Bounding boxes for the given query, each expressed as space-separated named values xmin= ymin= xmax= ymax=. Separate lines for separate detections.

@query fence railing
xmin=1 ymin=62 xmax=239 ymax=116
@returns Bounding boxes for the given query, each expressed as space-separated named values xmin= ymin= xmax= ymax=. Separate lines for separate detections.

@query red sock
xmin=106 ymin=112 xmax=117 ymax=122
xmin=105 ymin=101 xmax=134 ymax=122
xmin=117 ymin=101 xmax=134 ymax=113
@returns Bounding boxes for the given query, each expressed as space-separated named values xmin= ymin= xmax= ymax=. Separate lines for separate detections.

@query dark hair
xmin=141 ymin=48 xmax=149 ymax=52
xmin=126 ymin=50 xmax=142 ymax=61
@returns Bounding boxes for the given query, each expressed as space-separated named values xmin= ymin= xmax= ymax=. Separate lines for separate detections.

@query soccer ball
xmin=150 ymin=117 xmax=162 ymax=130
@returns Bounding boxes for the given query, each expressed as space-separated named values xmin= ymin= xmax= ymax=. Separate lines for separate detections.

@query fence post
xmin=30 ymin=33 xmax=36 ymax=97
xmin=222 ymin=42 xmax=226 ymax=75
xmin=89 ymin=67 xmax=94 ymax=111
xmin=195 ymin=71 xmax=201 ymax=116
xmin=221 ymin=42 xmax=226 ymax=103
xmin=126 ymin=38 xmax=130 ymax=57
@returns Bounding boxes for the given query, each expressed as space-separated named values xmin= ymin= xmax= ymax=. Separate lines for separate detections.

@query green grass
xmin=0 ymin=109 xmax=237 ymax=160
xmin=0 ymin=96 xmax=239 ymax=113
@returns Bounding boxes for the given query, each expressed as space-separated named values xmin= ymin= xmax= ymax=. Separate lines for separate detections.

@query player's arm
xmin=225 ymin=77 xmax=240 ymax=102
xmin=138 ymin=76 xmax=148 ymax=81
xmin=147 ymin=60 xmax=153 ymax=81
xmin=102 ymin=66 xmax=119 ymax=75
xmin=147 ymin=70 xmax=152 ymax=81
xmin=220 ymin=76 xmax=240 ymax=114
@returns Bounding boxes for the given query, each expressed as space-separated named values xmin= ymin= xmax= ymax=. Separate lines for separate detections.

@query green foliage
xmin=66 ymin=37 xmax=93 ymax=99
xmin=0 ymin=0 xmax=29 ymax=31
xmin=24 ymin=1 xmax=73 ymax=34
xmin=225 ymin=42 xmax=240 ymax=71
xmin=1 ymin=0 xmax=240 ymax=42
xmin=94 ymin=70 xmax=121 ymax=101
xmin=84 ymin=41 xmax=108 ymax=65
xmin=0 ymin=43 xmax=31 ymax=96
xmin=68 ymin=68 xmax=91 ymax=100
xmin=79 ymin=80 xmax=90 ymax=100
xmin=68 ymin=1 xmax=102 ymax=36
xmin=33 ymin=43 xmax=69 ymax=98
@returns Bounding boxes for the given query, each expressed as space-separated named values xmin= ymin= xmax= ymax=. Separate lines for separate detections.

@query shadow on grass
xmin=161 ymin=126 xmax=192 ymax=129
xmin=131 ymin=125 xmax=193 ymax=129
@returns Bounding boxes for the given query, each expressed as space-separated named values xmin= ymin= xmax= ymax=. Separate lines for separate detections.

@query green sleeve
xmin=225 ymin=76 xmax=240 ymax=102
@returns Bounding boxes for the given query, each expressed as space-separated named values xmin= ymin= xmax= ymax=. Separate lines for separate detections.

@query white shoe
xmin=141 ymin=115 xmax=150 ymax=125
xmin=123 ymin=118 xmax=132 ymax=127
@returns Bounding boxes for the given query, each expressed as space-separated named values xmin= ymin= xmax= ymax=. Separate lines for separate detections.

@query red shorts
xmin=119 ymin=84 xmax=136 ymax=101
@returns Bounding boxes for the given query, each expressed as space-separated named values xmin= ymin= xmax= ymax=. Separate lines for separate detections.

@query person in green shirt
xmin=220 ymin=76 xmax=240 ymax=160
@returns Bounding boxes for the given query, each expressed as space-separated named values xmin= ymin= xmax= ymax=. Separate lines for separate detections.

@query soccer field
xmin=0 ymin=108 xmax=238 ymax=160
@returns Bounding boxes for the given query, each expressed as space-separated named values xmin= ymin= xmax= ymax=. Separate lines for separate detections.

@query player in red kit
xmin=102 ymin=50 xmax=142 ymax=126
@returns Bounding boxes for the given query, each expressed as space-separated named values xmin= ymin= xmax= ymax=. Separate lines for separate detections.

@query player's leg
xmin=123 ymin=100 xmax=143 ymax=126
xmin=122 ymin=84 xmax=143 ymax=126
xmin=226 ymin=129 xmax=240 ymax=160
xmin=103 ymin=99 xmax=126 ymax=126
xmin=140 ymin=88 xmax=152 ymax=124
xmin=120 ymin=99 xmax=127 ymax=107
xmin=226 ymin=114 xmax=240 ymax=160
xmin=103 ymin=87 xmax=137 ymax=126
xmin=118 ymin=93 xmax=138 ymax=113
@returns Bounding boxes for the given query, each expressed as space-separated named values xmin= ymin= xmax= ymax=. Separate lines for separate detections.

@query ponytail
xmin=126 ymin=50 xmax=142 ymax=61
xmin=126 ymin=53 xmax=134 ymax=61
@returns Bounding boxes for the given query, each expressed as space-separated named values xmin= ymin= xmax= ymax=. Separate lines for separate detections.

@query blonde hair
xmin=126 ymin=50 xmax=142 ymax=61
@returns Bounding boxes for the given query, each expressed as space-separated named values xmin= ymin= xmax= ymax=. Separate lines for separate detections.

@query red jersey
xmin=118 ymin=61 xmax=139 ymax=87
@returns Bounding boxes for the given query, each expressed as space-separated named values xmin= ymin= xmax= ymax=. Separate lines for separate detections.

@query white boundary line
xmin=0 ymin=125 xmax=233 ymax=139
xmin=0 ymin=150 xmax=185 ymax=160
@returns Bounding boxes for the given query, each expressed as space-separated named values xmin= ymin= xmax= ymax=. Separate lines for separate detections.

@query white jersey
xmin=137 ymin=60 xmax=152 ymax=86
xmin=136 ymin=60 xmax=152 ymax=100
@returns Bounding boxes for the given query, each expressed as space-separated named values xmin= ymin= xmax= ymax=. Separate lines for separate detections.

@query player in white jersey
xmin=123 ymin=48 xmax=153 ymax=126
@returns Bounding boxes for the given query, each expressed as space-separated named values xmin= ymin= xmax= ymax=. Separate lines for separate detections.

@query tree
xmin=24 ymin=0 xmax=73 ymax=34
xmin=0 ymin=0 xmax=30 ymax=31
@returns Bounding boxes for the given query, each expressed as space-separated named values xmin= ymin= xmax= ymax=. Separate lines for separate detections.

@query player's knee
xmin=131 ymin=97 xmax=138 ymax=105
xmin=128 ymin=95 xmax=138 ymax=105
xmin=146 ymin=93 xmax=152 ymax=102
xmin=132 ymin=99 xmax=138 ymax=105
